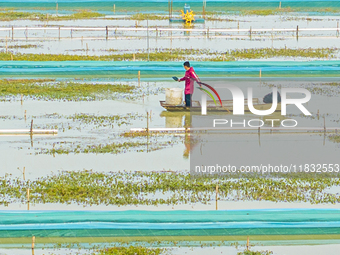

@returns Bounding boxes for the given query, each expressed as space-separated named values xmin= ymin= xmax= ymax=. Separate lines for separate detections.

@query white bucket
xmin=165 ymin=88 xmax=183 ymax=105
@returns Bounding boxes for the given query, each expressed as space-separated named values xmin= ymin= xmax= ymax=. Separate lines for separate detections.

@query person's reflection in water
xmin=183 ymin=114 xmax=191 ymax=159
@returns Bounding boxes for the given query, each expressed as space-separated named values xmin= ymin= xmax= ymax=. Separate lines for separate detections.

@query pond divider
xmin=130 ymin=127 xmax=339 ymax=133
xmin=1 ymin=25 xmax=340 ymax=40
xmin=0 ymin=129 xmax=58 ymax=135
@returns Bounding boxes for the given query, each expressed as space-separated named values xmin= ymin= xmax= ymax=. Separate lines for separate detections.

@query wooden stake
xmin=259 ymin=69 xmax=262 ymax=78
xmin=21 ymin=94 xmax=23 ymax=105
xmin=11 ymin=26 xmax=14 ymax=40
xmin=23 ymin=167 xmax=25 ymax=180
xmin=106 ymin=26 xmax=108 ymax=40
xmin=296 ymin=25 xmax=299 ymax=40
xmin=133 ymin=53 xmax=136 ymax=61
xmin=279 ymin=1 xmax=281 ymax=9
xmin=30 ymin=119 xmax=33 ymax=134
xmin=324 ymin=116 xmax=326 ymax=133
xmin=11 ymin=54 xmax=13 ymax=61
xmin=32 ymin=236 xmax=35 ymax=255
xmin=146 ymin=111 xmax=149 ymax=133
xmin=114 ymin=4 xmax=116 ymax=13
xmin=56 ymin=3 xmax=58 ymax=14
xmin=215 ymin=185 xmax=219 ymax=210
xmin=138 ymin=70 xmax=141 ymax=86
xmin=5 ymin=36 xmax=8 ymax=53
xmin=27 ymin=188 xmax=30 ymax=210
xmin=246 ymin=236 xmax=250 ymax=250
xmin=58 ymin=26 xmax=61 ymax=40
xmin=24 ymin=110 xmax=27 ymax=121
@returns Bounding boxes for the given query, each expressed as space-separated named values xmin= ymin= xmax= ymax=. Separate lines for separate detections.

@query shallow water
xmin=1 ymin=15 xmax=340 ymax=57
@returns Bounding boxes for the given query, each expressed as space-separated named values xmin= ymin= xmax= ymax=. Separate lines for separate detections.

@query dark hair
xmin=183 ymin=61 xmax=190 ymax=67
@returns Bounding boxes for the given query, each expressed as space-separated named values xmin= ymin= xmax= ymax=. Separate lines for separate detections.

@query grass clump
xmin=95 ymin=246 xmax=165 ymax=255
xmin=2 ymin=170 xmax=340 ymax=206
xmin=0 ymin=79 xmax=134 ymax=101
xmin=130 ymin=13 xmax=167 ymax=20
xmin=329 ymin=135 xmax=340 ymax=143
xmin=7 ymin=44 xmax=40 ymax=49
xmin=1 ymin=47 xmax=336 ymax=62
xmin=0 ymin=10 xmax=104 ymax=21
xmin=242 ymin=7 xmax=293 ymax=16
xmin=237 ymin=250 xmax=273 ymax=255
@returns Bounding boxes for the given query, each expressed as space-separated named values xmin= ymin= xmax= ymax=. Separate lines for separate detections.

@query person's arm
xmin=189 ymin=69 xmax=201 ymax=85
xmin=178 ymin=72 xmax=188 ymax=82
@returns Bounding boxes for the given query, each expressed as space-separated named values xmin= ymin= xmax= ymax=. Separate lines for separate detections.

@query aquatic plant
xmin=0 ymin=79 xmax=134 ymax=101
xmin=1 ymin=47 xmax=336 ymax=62
xmin=1 ymin=171 xmax=340 ymax=206
xmin=95 ymin=246 xmax=166 ymax=255
xmin=0 ymin=10 xmax=104 ymax=21
xmin=130 ymin=13 xmax=167 ymax=20
xmin=237 ymin=250 xmax=273 ymax=255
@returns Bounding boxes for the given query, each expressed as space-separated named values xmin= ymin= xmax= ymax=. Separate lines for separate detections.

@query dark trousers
xmin=185 ymin=94 xmax=192 ymax=107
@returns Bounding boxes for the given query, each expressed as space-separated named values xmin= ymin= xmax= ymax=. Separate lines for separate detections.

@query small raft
xmin=160 ymin=98 xmax=281 ymax=112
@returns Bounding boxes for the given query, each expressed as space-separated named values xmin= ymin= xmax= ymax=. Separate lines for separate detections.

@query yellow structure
xmin=180 ymin=5 xmax=195 ymax=24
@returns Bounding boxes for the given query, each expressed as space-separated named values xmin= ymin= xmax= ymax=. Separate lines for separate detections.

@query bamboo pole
xmin=130 ymin=127 xmax=340 ymax=132
xmin=11 ymin=26 xmax=14 ymax=40
xmin=106 ymin=26 xmax=108 ymax=40
xmin=296 ymin=25 xmax=299 ymax=40
xmin=0 ymin=129 xmax=57 ymax=135
xmin=27 ymin=188 xmax=30 ymax=210
xmin=279 ymin=1 xmax=281 ymax=9
xmin=24 ymin=110 xmax=27 ymax=121
xmin=113 ymin=4 xmax=116 ymax=14
xmin=138 ymin=70 xmax=141 ymax=86
xmin=23 ymin=167 xmax=25 ymax=180
xmin=215 ymin=185 xmax=218 ymax=210
xmin=133 ymin=53 xmax=136 ymax=61
xmin=21 ymin=94 xmax=23 ymax=105
xmin=324 ymin=116 xmax=326 ymax=133
xmin=259 ymin=69 xmax=262 ymax=78
xmin=30 ymin=119 xmax=33 ymax=134
xmin=32 ymin=236 xmax=35 ymax=255
xmin=58 ymin=26 xmax=61 ymax=40
xmin=10 ymin=54 xmax=13 ymax=61
xmin=246 ymin=236 xmax=250 ymax=250
xmin=146 ymin=111 xmax=149 ymax=133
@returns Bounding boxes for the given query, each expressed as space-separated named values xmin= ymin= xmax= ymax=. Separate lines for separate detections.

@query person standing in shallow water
xmin=178 ymin=61 xmax=200 ymax=107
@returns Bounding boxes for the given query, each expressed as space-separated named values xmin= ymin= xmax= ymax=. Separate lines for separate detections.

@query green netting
xmin=1 ymin=209 xmax=340 ymax=224
xmin=1 ymin=61 xmax=340 ymax=78
xmin=1 ymin=209 xmax=340 ymax=238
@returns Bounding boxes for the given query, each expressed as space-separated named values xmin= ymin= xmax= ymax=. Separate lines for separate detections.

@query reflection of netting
xmin=2 ymin=209 xmax=340 ymax=238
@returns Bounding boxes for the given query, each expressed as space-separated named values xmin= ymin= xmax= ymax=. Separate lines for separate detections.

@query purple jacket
xmin=179 ymin=67 xmax=200 ymax=95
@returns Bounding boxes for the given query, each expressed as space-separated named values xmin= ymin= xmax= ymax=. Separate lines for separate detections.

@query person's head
xmin=183 ymin=61 xmax=190 ymax=71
